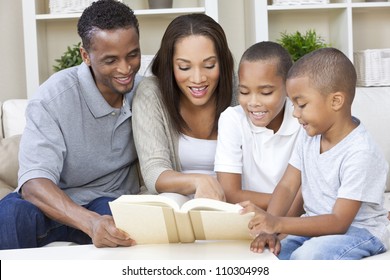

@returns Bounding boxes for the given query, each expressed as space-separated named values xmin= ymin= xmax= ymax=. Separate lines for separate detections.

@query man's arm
xmin=21 ymin=178 xmax=135 ymax=247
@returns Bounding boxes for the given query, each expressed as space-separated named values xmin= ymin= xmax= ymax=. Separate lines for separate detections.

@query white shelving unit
xmin=22 ymin=0 xmax=218 ymax=98
xmin=244 ymin=0 xmax=390 ymax=62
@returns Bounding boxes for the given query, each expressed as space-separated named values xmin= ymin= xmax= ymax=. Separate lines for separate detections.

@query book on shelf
xmin=109 ymin=192 xmax=254 ymax=244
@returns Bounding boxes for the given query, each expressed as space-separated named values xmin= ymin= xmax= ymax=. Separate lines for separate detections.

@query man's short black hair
xmin=77 ymin=0 xmax=139 ymax=51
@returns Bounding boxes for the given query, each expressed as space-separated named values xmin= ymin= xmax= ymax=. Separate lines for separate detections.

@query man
xmin=0 ymin=0 xmax=141 ymax=249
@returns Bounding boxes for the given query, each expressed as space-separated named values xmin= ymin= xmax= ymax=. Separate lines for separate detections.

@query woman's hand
xmin=193 ymin=175 xmax=226 ymax=201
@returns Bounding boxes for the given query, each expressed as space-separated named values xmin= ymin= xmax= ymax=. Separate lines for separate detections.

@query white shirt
xmin=179 ymin=134 xmax=217 ymax=176
xmin=214 ymin=99 xmax=300 ymax=193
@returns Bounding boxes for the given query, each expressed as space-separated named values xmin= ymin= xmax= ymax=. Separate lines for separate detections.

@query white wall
xmin=0 ymin=0 xmax=27 ymax=101
xmin=218 ymin=0 xmax=247 ymax=68
xmin=0 ymin=0 xmax=247 ymax=102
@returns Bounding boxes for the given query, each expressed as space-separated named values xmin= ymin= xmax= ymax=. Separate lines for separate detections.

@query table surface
xmin=0 ymin=240 xmax=278 ymax=260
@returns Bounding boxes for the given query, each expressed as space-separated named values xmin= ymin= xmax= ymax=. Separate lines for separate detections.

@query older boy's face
xmin=287 ymin=77 xmax=333 ymax=137
xmin=238 ymin=60 xmax=286 ymax=133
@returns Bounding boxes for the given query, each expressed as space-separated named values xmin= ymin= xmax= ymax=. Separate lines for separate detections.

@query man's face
xmin=81 ymin=27 xmax=141 ymax=106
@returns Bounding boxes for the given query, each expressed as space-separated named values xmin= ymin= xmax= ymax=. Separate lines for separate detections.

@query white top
xmin=290 ymin=118 xmax=390 ymax=248
xmin=179 ymin=134 xmax=217 ymax=176
xmin=214 ymin=99 xmax=300 ymax=193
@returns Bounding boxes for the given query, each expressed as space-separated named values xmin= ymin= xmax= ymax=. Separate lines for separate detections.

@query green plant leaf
xmin=52 ymin=42 xmax=83 ymax=72
xmin=277 ymin=29 xmax=329 ymax=62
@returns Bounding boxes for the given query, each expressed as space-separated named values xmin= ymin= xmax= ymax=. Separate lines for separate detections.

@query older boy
xmin=241 ymin=48 xmax=389 ymax=260
xmin=215 ymin=41 xmax=301 ymax=211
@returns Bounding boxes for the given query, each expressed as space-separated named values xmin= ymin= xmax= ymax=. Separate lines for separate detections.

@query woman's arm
xmin=157 ymin=170 xmax=225 ymax=200
xmin=132 ymin=78 xmax=176 ymax=194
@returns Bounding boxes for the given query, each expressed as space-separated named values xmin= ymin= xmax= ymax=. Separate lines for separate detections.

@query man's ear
xmin=80 ymin=46 xmax=91 ymax=66
xmin=330 ymin=92 xmax=345 ymax=111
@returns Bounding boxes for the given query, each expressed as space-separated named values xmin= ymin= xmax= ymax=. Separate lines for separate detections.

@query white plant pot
xmin=148 ymin=0 xmax=173 ymax=9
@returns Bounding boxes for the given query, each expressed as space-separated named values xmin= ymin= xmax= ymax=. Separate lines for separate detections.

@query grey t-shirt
xmin=290 ymin=118 xmax=390 ymax=247
xmin=18 ymin=63 xmax=142 ymax=205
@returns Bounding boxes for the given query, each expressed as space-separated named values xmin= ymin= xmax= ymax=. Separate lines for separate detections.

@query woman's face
xmin=173 ymin=35 xmax=220 ymax=109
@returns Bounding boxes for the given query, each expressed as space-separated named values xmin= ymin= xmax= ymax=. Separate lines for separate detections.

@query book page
xmin=180 ymin=197 xmax=243 ymax=213
xmin=113 ymin=193 xmax=188 ymax=211
xmin=158 ymin=192 xmax=192 ymax=209
xmin=109 ymin=201 xmax=180 ymax=244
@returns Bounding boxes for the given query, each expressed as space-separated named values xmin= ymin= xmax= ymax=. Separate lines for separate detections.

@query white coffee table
xmin=0 ymin=240 xmax=278 ymax=260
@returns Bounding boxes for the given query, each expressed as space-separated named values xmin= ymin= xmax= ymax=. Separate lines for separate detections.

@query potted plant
xmin=277 ymin=29 xmax=329 ymax=62
xmin=53 ymin=42 xmax=83 ymax=72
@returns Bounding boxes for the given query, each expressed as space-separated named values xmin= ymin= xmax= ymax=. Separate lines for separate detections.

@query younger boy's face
xmin=287 ymin=76 xmax=333 ymax=137
xmin=238 ymin=60 xmax=286 ymax=133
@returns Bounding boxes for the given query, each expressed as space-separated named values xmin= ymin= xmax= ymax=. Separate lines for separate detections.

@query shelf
xmin=246 ymin=0 xmax=390 ymax=61
xmin=22 ymin=0 xmax=218 ymax=98
xmin=268 ymin=3 xmax=348 ymax=10
xmin=36 ymin=7 xmax=206 ymax=20
xmin=351 ymin=2 xmax=390 ymax=8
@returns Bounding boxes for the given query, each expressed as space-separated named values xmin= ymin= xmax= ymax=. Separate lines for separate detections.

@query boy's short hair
xmin=77 ymin=0 xmax=139 ymax=51
xmin=287 ymin=47 xmax=357 ymax=104
xmin=239 ymin=41 xmax=293 ymax=81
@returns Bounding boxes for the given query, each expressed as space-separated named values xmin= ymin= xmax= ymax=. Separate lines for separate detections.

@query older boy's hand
xmin=250 ymin=233 xmax=281 ymax=255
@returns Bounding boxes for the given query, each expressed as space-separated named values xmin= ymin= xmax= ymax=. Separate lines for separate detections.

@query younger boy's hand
xmin=240 ymin=201 xmax=279 ymax=236
xmin=250 ymin=233 xmax=281 ymax=255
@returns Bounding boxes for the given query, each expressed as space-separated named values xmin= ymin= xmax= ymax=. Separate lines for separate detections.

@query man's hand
xmin=90 ymin=215 xmax=136 ymax=248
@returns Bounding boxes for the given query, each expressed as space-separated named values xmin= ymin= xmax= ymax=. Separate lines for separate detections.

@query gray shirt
xmin=290 ymin=118 xmax=390 ymax=247
xmin=18 ymin=63 xmax=142 ymax=205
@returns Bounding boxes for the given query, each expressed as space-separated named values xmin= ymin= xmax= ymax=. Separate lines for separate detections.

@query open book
xmin=109 ymin=193 xmax=254 ymax=244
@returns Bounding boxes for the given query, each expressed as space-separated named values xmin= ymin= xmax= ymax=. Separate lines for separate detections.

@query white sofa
xmin=0 ymin=87 xmax=390 ymax=258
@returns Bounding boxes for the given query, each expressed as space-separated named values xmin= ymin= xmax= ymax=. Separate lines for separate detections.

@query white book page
xmin=114 ymin=194 xmax=189 ymax=211
xmin=180 ymin=198 xmax=243 ymax=213
xmin=158 ymin=193 xmax=192 ymax=210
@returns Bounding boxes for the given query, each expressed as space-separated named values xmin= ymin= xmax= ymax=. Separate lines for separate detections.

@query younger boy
xmin=214 ymin=41 xmax=301 ymax=211
xmin=241 ymin=47 xmax=389 ymax=260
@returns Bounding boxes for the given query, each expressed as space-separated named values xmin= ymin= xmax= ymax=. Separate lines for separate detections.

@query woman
xmin=132 ymin=13 xmax=235 ymax=200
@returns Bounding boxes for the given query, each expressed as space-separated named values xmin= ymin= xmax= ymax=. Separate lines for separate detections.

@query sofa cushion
xmin=0 ymin=101 xmax=3 ymax=138
xmin=2 ymin=99 xmax=28 ymax=138
xmin=0 ymin=180 xmax=15 ymax=200
xmin=352 ymin=87 xmax=390 ymax=192
xmin=0 ymin=134 xmax=21 ymax=198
